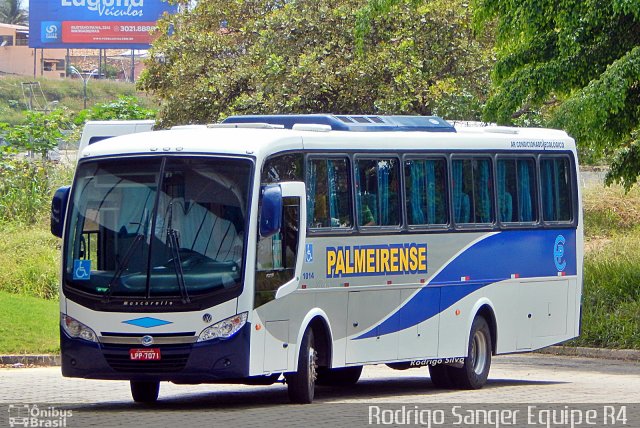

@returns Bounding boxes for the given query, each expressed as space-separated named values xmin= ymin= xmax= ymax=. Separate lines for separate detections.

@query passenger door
xmin=256 ymin=182 xmax=306 ymax=373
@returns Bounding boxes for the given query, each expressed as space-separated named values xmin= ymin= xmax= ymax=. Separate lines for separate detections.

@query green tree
xmin=139 ymin=0 xmax=494 ymax=128
xmin=73 ymin=95 xmax=157 ymax=125
xmin=473 ymin=0 xmax=640 ymax=188
xmin=0 ymin=0 xmax=28 ymax=25
xmin=0 ymin=108 xmax=76 ymax=158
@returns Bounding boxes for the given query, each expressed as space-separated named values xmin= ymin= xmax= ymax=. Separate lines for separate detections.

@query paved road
xmin=1 ymin=354 xmax=639 ymax=427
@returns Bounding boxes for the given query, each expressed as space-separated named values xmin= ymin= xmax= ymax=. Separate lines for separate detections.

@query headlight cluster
xmin=61 ymin=314 xmax=97 ymax=343
xmin=197 ymin=312 xmax=248 ymax=342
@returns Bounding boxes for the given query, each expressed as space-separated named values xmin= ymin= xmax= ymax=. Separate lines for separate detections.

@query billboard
xmin=29 ymin=0 xmax=177 ymax=48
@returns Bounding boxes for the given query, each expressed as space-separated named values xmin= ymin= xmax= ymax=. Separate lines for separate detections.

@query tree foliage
xmin=0 ymin=0 xmax=27 ymax=25
xmin=139 ymin=0 xmax=494 ymax=128
xmin=0 ymin=109 xmax=76 ymax=158
xmin=73 ymin=95 xmax=157 ymax=124
xmin=473 ymin=0 xmax=640 ymax=188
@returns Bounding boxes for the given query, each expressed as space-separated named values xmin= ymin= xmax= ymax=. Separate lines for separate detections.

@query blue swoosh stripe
xmin=355 ymin=229 xmax=576 ymax=340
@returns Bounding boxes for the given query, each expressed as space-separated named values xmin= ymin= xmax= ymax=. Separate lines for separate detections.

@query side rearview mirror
xmin=51 ymin=186 xmax=71 ymax=238
xmin=260 ymin=185 xmax=282 ymax=238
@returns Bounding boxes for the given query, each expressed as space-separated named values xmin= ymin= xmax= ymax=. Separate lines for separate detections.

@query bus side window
xmin=356 ymin=158 xmax=400 ymax=227
xmin=405 ymin=158 xmax=448 ymax=226
xmin=452 ymin=158 xmax=494 ymax=224
xmin=261 ymin=153 xmax=303 ymax=184
xmin=497 ymin=158 xmax=537 ymax=223
xmin=255 ymin=197 xmax=300 ymax=308
xmin=540 ymin=157 xmax=572 ymax=222
xmin=306 ymin=158 xmax=352 ymax=229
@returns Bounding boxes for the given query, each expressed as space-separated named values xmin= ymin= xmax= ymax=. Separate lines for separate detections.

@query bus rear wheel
xmin=316 ymin=365 xmax=363 ymax=386
xmin=285 ymin=328 xmax=317 ymax=404
xmin=448 ymin=316 xmax=492 ymax=389
xmin=130 ymin=380 xmax=160 ymax=403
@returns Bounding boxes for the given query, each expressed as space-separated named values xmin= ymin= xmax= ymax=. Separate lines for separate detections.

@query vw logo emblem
xmin=203 ymin=313 xmax=212 ymax=323
xmin=141 ymin=335 xmax=154 ymax=347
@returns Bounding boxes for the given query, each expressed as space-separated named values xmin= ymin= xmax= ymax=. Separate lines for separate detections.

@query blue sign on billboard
xmin=29 ymin=0 xmax=177 ymax=48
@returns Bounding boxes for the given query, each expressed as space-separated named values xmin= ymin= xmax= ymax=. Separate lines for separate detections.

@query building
xmin=0 ymin=23 xmax=67 ymax=78
xmin=0 ymin=24 xmax=145 ymax=81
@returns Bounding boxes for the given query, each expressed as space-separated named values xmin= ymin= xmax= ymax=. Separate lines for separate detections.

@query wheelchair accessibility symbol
xmin=73 ymin=260 xmax=91 ymax=280
xmin=305 ymin=244 xmax=313 ymax=263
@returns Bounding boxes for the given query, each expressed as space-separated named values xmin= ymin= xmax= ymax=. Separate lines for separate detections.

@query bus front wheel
xmin=130 ymin=380 xmax=160 ymax=403
xmin=285 ymin=328 xmax=317 ymax=404
xmin=449 ymin=316 xmax=492 ymax=389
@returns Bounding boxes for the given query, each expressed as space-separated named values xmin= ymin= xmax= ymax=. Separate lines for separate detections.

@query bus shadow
xmin=69 ymin=376 xmax=567 ymax=412
xmin=314 ymin=377 xmax=566 ymax=402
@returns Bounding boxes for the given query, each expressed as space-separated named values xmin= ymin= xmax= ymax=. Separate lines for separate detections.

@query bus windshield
xmin=64 ymin=156 xmax=252 ymax=299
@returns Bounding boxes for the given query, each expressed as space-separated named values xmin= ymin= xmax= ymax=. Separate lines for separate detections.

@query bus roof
xmin=222 ymin=114 xmax=456 ymax=132
xmin=79 ymin=116 xmax=574 ymax=161
xmin=453 ymin=123 xmax=570 ymax=139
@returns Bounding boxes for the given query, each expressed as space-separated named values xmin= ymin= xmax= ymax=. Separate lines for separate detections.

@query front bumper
xmin=60 ymin=323 xmax=251 ymax=383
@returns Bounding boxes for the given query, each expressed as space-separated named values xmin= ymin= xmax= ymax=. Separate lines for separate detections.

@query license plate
xmin=129 ymin=348 xmax=161 ymax=360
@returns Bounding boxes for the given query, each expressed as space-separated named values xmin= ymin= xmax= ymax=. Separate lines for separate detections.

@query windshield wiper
xmin=104 ymin=234 xmax=144 ymax=302
xmin=165 ymin=201 xmax=190 ymax=303
xmin=168 ymin=228 xmax=190 ymax=304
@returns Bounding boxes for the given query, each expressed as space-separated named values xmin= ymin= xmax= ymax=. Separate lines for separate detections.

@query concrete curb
xmin=1 ymin=346 xmax=639 ymax=367
xmin=0 ymin=355 xmax=61 ymax=367
xmin=536 ymin=346 xmax=640 ymax=361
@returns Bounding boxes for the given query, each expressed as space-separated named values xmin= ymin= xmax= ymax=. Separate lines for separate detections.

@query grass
xmin=0 ymin=222 xmax=62 ymax=299
xmin=0 ymin=77 xmax=155 ymax=355
xmin=573 ymin=232 xmax=640 ymax=348
xmin=0 ymin=160 xmax=72 ymax=301
xmin=0 ymin=291 xmax=59 ymax=354
xmin=0 ymin=158 xmax=75 ymax=225
xmin=0 ymin=75 xmax=156 ymax=125
xmin=568 ymin=184 xmax=640 ymax=349
xmin=583 ymin=185 xmax=640 ymax=238
xmin=0 ymin=159 xmax=68 ymax=354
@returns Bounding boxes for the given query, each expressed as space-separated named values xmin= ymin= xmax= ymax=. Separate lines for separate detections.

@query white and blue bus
xmin=51 ymin=115 xmax=583 ymax=403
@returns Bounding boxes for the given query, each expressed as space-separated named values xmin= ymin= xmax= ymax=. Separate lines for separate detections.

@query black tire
xmin=448 ymin=316 xmax=492 ymax=389
xmin=285 ymin=328 xmax=317 ymax=404
xmin=130 ymin=380 xmax=160 ymax=403
xmin=428 ymin=364 xmax=454 ymax=388
xmin=316 ymin=365 xmax=363 ymax=386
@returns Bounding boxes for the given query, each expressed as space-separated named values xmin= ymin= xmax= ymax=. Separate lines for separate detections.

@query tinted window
xmin=452 ymin=158 xmax=494 ymax=224
xmin=307 ymin=158 xmax=353 ymax=229
xmin=540 ymin=157 xmax=572 ymax=222
xmin=65 ymin=157 xmax=252 ymax=298
xmin=356 ymin=158 xmax=400 ymax=227
xmin=261 ymin=153 xmax=303 ymax=184
xmin=255 ymin=196 xmax=300 ymax=307
xmin=405 ymin=158 xmax=448 ymax=225
xmin=497 ymin=158 xmax=537 ymax=223
xmin=88 ymin=136 xmax=110 ymax=145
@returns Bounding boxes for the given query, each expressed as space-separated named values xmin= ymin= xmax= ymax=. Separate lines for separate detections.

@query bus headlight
xmin=61 ymin=314 xmax=97 ymax=343
xmin=197 ymin=312 xmax=248 ymax=342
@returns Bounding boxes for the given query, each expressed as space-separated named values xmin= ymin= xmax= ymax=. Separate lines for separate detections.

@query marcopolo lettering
xmin=326 ymin=243 xmax=427 ymax=278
